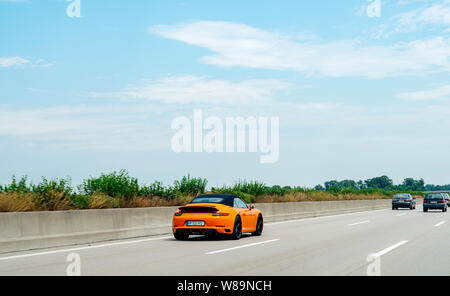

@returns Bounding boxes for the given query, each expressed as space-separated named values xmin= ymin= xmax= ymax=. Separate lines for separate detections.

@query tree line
xmin=313 ymin=175 xmax=429 ymax=192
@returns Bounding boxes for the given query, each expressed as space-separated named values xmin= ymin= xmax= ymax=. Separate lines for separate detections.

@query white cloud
xmin=0 ymin=105 xmax=170 ymax=151
xmin=150 ymin=21 xmax=450 ymax=78
xmin=0 ymin=56 xmax=54 ymax=68
xmin=89 ymin=75 xmax=293 ymax=104
xmin=396 ymin=85 xmax=450 ymax=101
xmin=377 ymin=0 xmax=450 ymax=37
xmin=33 ymin=59 xmax=54 ymax=68
xmin=0 ymin=57 xmax=30 ymax=67
xmin=0 ymin=101 xmax=366 ymax=152
xmin=3 ymin=96 xmax=450 ymax=158
xmin=418 ymin=1 xmax=450 ymax=25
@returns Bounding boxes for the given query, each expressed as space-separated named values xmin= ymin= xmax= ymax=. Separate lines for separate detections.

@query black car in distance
xmin=392 ymin=193 xmax=416 ymax=210
xmin=423 ymin=193 xmax=448 ymax=212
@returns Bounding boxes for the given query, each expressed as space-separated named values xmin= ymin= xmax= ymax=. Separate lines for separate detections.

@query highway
xmin=1 ymin=204 xmax=450 ymax=276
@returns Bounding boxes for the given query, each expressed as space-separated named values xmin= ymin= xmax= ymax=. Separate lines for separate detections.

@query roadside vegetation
xmin=0 ymin=170 xmax=428 ymax=212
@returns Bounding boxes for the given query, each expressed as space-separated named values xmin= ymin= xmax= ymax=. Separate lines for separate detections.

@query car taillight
xmin=212 ymin=213 xmax=229 ymax=216
xmin=423 ymin=200 xmax=427 ymax=204
xmin=406 ymin=199 xmax=411 ymax=202
xmin=441 ymin=200 xmax=445 ymax=204
xmin=174 ymin=210 xmax=182 ymax=216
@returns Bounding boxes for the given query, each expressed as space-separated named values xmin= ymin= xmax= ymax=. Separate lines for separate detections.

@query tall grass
xmin=0 ymin=171 xmax=426 ymax=212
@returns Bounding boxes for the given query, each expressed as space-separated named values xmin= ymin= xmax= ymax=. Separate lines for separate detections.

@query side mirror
xmin=249 ymin=204 xmax=255 ymax=210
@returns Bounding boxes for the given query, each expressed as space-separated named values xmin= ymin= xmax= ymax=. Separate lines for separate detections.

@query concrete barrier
xmin=0 ymin=199 xmax=392 ymax=253
xmin=257 ymin=199 xmax=392 ymax=223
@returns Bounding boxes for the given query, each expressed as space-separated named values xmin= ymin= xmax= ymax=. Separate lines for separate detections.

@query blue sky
xmin=1 ymin=0 xmax=450 ymax=188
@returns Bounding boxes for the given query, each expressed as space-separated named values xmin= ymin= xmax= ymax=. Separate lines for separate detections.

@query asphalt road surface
xmin=1 ymin=205 xmax=449 ymax=276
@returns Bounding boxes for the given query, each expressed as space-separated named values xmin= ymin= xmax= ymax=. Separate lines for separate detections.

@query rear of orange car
xmin=172 ymin=203 xmax=236 ymax=237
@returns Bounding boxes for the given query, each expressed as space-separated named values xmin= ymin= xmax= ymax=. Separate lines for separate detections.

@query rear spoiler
xmin=178 ymin=206 xmax=219 ymax=213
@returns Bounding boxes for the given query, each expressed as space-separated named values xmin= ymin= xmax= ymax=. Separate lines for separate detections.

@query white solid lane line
xmin=205 ymin=239 xmax=280 ymax=255
xmin=348 ymin=220 xmax=370 ymax=227
xmin=396 ymin=213 xmax=406 ymax=217
xmin=372 ymin=241 xmax=408 ymax=258
xmin=435 ymin=221 xmax=446 ymax=227
xmin=0 ymin=236 xmax=173 ymax=261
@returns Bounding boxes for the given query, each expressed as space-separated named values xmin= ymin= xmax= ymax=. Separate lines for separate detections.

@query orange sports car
xmin=172 ymin=194 xmax=263 ymax=240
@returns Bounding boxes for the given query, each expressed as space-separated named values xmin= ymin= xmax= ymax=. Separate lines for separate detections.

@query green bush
xmin=1 ymin=175 xmax=31 ymax=193
xmin=140 ymin=181 xmax=165 ymax=196
xmin=71 ymin=194 xmax=91 ymax=209
xmin=231 ymin=180 xmax=267 ymax=196
xmin=173 ymin=175 xmax=207 ymax=195
xmin=30 ymin=177 xmax=72 ymax=208
xmin=79 ymin=170 xmax=139 ymax=200
xmin=267 ymin=185 xmax=284 ymax=196
xmin=139 ymin=181 xmax=177 ymax=200
xmin=32 ymin=177 xmax=72 ymax=195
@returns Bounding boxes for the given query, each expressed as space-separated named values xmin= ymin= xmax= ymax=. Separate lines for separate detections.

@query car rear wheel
xmin=231 ymin=215 xmax=242 ymax=240
xmin=423 ymin=208 xmax=428 ymax=212
xmin=252 ymin=215 xmax=263 ymax=236
xmin=174 ymin=232 xmax=189 ymax=241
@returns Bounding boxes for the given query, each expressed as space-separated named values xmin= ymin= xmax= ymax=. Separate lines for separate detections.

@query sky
xmin=1 ymin=0 xmax=450 ymax=188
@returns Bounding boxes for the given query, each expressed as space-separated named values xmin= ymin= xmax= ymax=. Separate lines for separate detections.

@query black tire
xmin=174 ymin=232 xmax=189 ymax=241
xmin=392 ymin=206 xmax=395 ymax=210
xmin=423 ymin=208 xmax=428 ymax=212
xmin=231 ymin=215 xmax=242 ymax=240
xmin=252 ymin=215 xmax=263 ymax=236
xmin=410 ymin=205 xmax=413 ymax=210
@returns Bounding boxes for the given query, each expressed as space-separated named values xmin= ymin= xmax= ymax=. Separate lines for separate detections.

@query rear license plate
xmin=431 ymin=201 xmax=437 ymax=204
xmin=186 ymin=221 xmax=205 ymax=226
